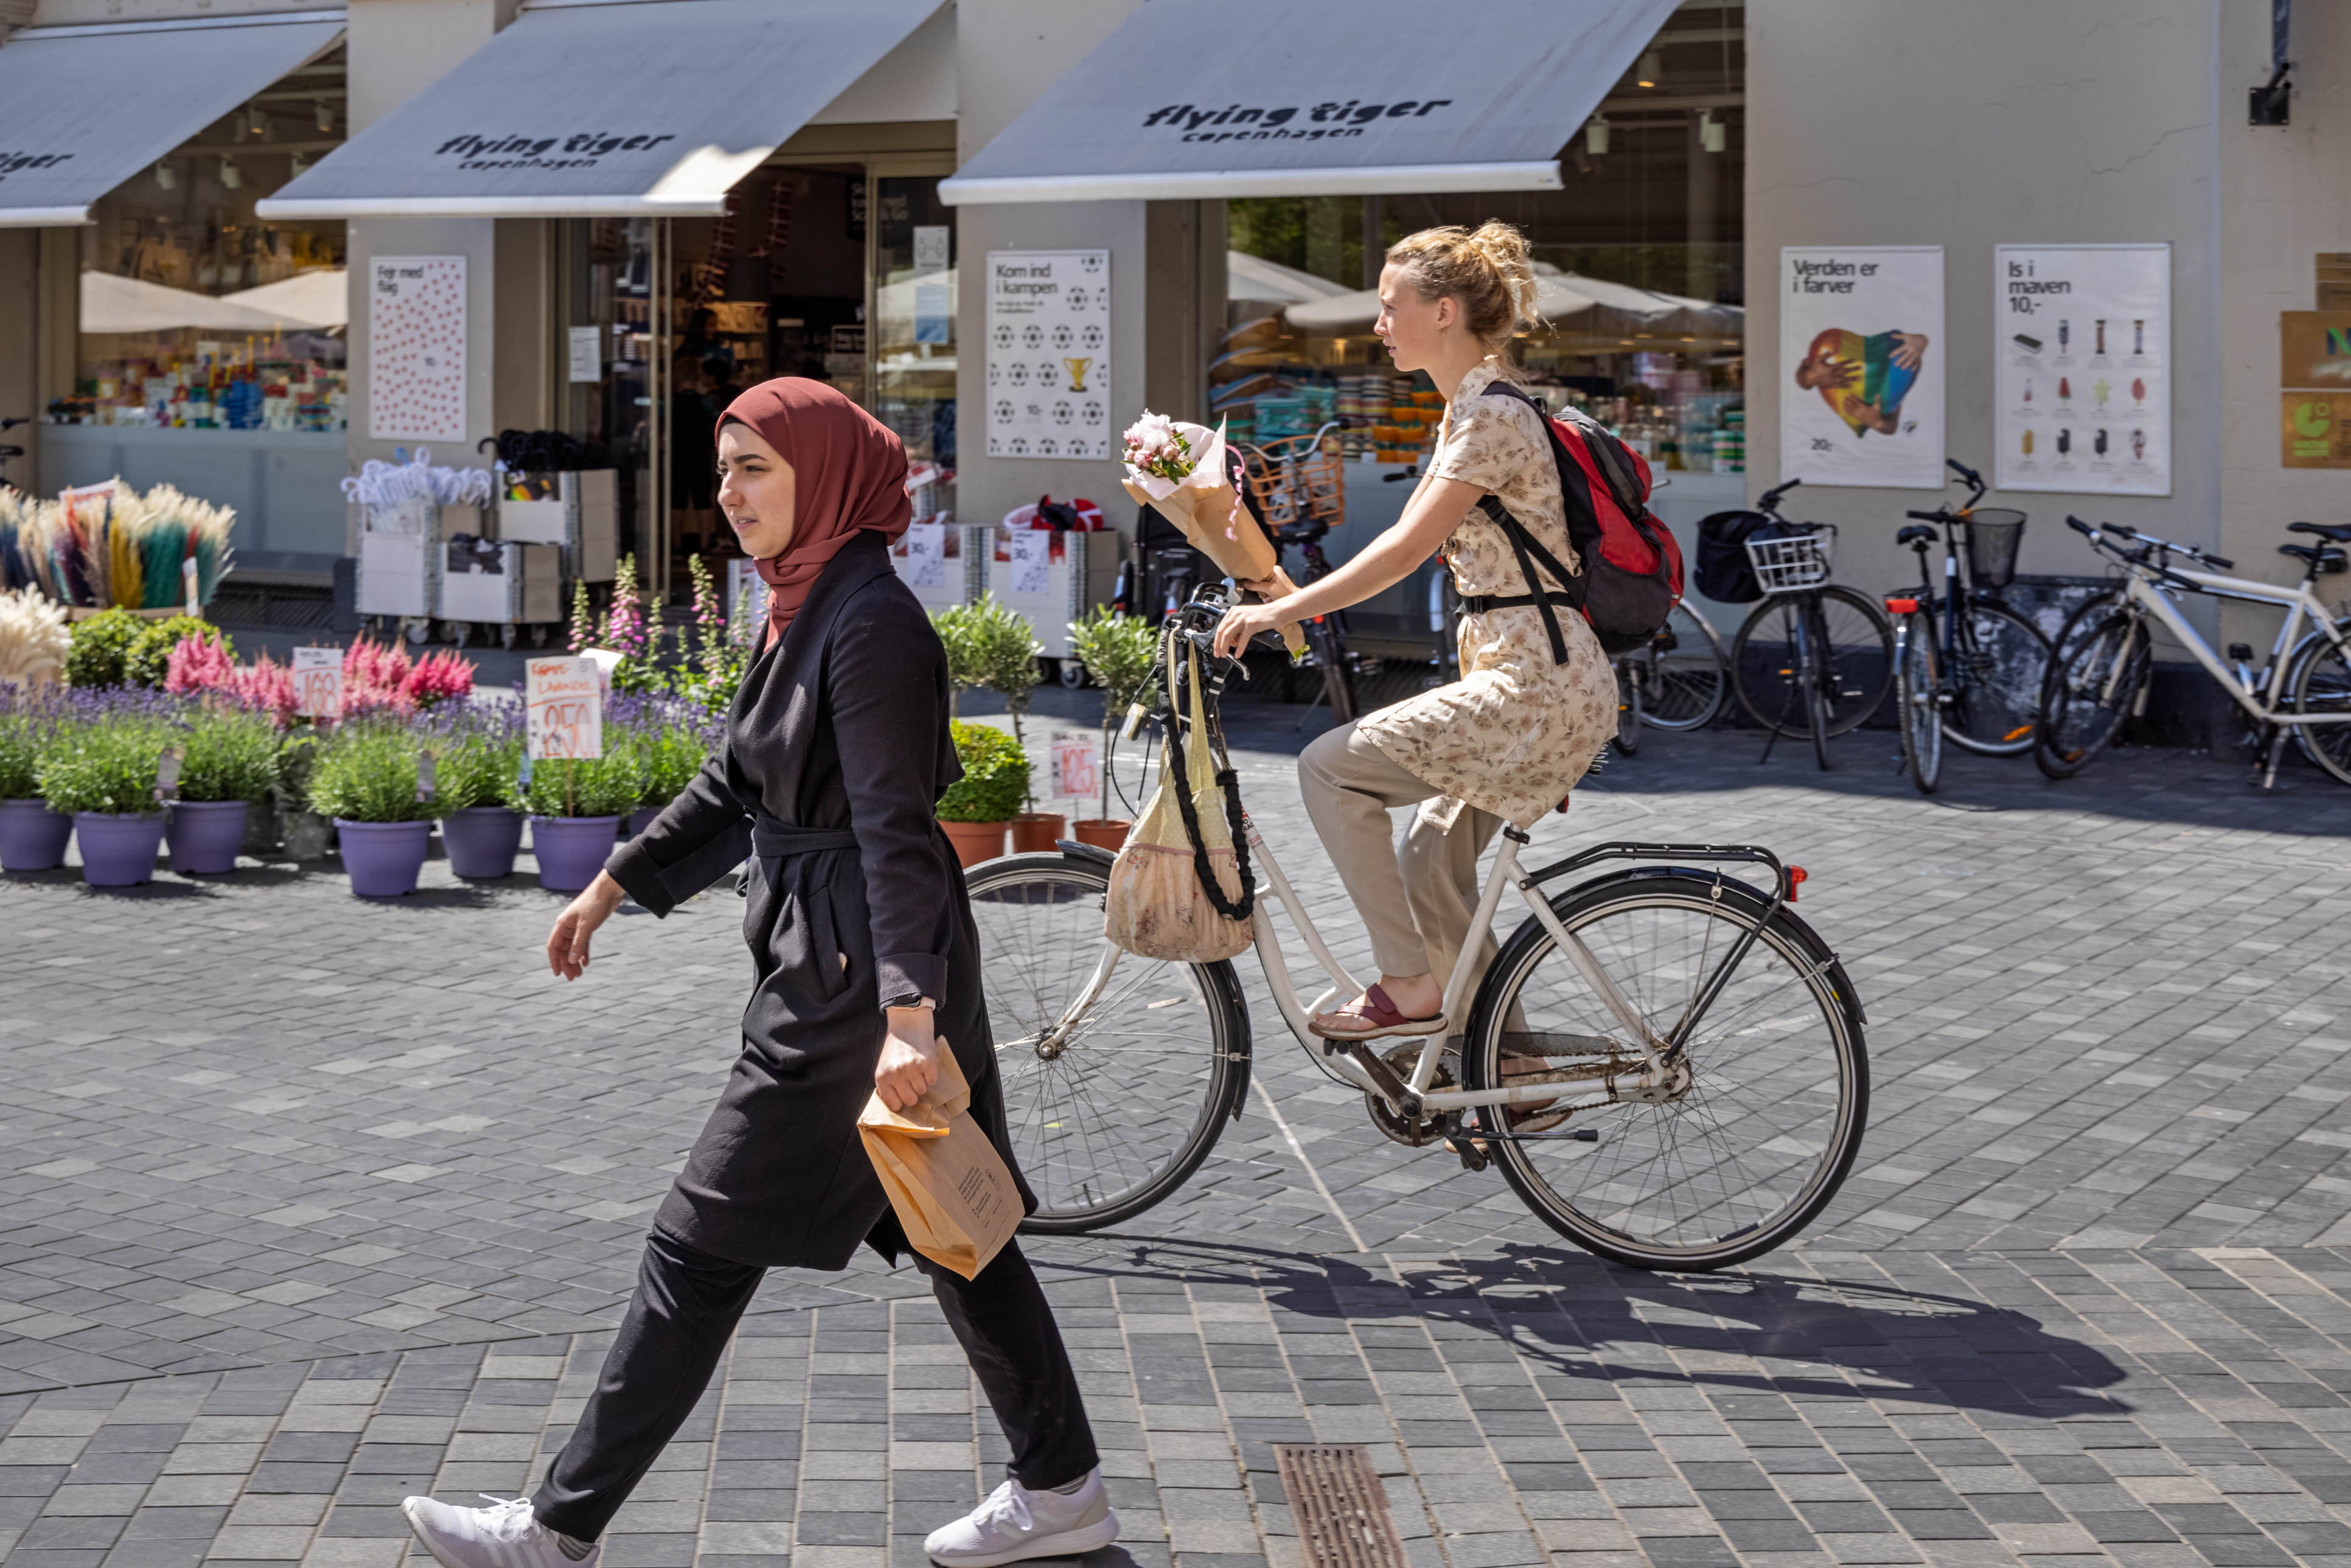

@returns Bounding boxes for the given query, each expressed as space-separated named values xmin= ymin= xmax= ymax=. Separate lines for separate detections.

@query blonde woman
xmin=1212 ymin=222 xmax=1614 ymax=1039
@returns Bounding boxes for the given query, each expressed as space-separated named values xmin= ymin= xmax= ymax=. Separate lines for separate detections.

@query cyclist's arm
xmin=1237 ymin=476 xmax=1482 ymax=633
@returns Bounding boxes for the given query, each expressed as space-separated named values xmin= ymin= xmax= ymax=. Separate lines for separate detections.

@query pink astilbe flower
xmin=342 ymin=636 xmax=417 ymax=717
xmin=229 ymin=651 xmax=298 ymax=728
xmin=164 ymin=633 xmax=237 ymax=695
xmin=403 ymin=648 xmax=475 ymax=709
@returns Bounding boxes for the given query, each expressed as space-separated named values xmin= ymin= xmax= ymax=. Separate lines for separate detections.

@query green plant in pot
xmin=0 ymin=687 xmax=76 ymax=872
xmin=936 ymin=718 xmax=1028 ymax=869
xmin=929 ymin=602 xmax=986 ymax=717
xmin=423 ymin=699 xmax=527 ymax=880
xmin=166 ymin=700 xmax=276 ymax=874
xmin=509 ymin=737 xmax=650 ymax=894
xmin=35 ymin=688 xmax=181 ymax=885
xmin=64 ymin=607 xmax=144 ymax=688
xmin=306 ymin=717 xmax=440 ymax=897
xmin=1067 ymin=606 xmax=1158 ymax=849
xmin=960 ymin=594 xmax=1056 ymax=848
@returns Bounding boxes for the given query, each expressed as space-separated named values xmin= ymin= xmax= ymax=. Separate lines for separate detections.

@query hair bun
xmin=1383 ymin=220 xmax=1542 ymax=359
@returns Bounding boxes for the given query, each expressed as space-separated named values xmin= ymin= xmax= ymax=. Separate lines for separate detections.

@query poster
xmin=292 ymin=647 xmax=341 ymax=720
xmin=1993 ymin=244 xmax=2170 ymax=496
xmin=1779 ymin=246 xmax=1945 ymax=489
xmin=526 ymin=656 xmax=603 ymax=761
xmin=369 ymin=256 xmax=467 ymax=442
xmin=2278 ymin=312 xmax=2351 ymax=468
xmin=986 ymin=250 xmax=1110 ymax=459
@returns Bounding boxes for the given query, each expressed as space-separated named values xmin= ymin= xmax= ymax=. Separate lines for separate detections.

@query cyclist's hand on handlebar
xmin=1211 ymin=594 xmax=1290 ymax=660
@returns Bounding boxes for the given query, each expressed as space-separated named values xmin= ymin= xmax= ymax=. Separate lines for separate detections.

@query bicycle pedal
xmin=1445 ymin=1137 xmax=1491 ymax=1173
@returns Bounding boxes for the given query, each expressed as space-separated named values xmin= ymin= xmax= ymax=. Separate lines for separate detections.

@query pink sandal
xmin=1309 ymin=983 xmax=1446 ymax=1042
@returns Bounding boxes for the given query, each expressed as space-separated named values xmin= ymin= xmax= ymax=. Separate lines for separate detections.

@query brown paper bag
xmin=1120 ymin=418 xmax=1306 ymax=655
xmin=856 ymin=1041 xmax=1022 ymax=1280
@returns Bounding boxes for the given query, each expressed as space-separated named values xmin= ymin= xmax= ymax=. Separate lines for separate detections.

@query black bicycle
xmin=1884 ymin=460 xmax=2052 ymax=793
xmin=1729 ymin=479 xmax=1896 ymax=770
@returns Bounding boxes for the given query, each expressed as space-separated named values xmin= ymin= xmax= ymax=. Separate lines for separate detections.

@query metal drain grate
xmin=1272 ymin=1443 xmax=1410 ymax=1568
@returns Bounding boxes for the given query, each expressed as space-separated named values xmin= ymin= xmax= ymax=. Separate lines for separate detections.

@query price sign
xmin=293 ymin=647 xmax=343 ymax=719
xmin=905 ymin=521 xmax=947 ymax=588
xmin=1006 ymin=530 xmax=1053 ymax=595
xmin=526 ymin=655 xmax=604 ymax=761
xmin=1050 ymin=729 xmax=1099 ymax=801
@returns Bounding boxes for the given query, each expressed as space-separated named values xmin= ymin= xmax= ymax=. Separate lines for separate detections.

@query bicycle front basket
xmin=1963 ymin=508 xmax=2027 ymax=589
xmin=1743 ymin=524 xmax=1835 ymax=594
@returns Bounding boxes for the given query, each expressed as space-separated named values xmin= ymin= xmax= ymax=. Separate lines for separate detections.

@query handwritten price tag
xmin=526 ymin=655 xmax=604 ymax=761
xmin=293 ymin=647 xmax=343 ymax=719
xmin=1050 ymin=729 xmax=1098 ymax=800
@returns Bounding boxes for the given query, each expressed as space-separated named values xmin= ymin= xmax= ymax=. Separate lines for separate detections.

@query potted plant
xmin=963 ymin=596 xmax=1059 ymax=851
xmin=1067 ymin=605 xmax=1158 ymax=850
xmin=511 ymin=740 xmax=650 ymax=893
xmin=930 ymin=601 xmax=987 ymax=717
xmin=0 ymin=686 xmax=73 ymax=871
xmin=938 ymin=719 xmax=1027 ymax=869
xmin=615 ymin=692 xmax=714 ymax=840
xmin=33 ymin=689 xmax=179 ymax=886
xmin=307 ymin=718 xmax=441 ymax=897
xmin=427 ymin=701 xmax=526 ymax=879
xmin=166 ymin=699 xmax=276 ymax=874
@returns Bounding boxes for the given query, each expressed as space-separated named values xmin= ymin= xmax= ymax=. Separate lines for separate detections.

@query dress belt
xmin=750 ymin=819 xmax=859 ymax=859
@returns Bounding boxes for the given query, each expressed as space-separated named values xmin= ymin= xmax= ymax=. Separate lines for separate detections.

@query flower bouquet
xmin=1118 ymin=413 xmax=1304 ymax=654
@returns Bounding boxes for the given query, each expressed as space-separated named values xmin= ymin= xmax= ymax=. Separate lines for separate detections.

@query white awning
xmin=939 ymin=0 xmax=1677 ymax=206
xmin=257 ymin=0 xmax=939 ymax=220
xmin=0 ymin=12 xmax=347 ymax=228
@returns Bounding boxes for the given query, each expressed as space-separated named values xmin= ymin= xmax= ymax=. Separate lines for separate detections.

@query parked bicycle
xmin=1240 ymin=419 xmax=1367 ymax=723
xmin=1729 ymin=480 xmax=1896 ymax=770
xmin=2036 ymin=515 xmax=2351 ymax=787
xmin=1612 ymin=602 xmax=1730 ymax=756
xmin=1883 ymin=460 xmax=2051 ymax=793
xmin=964 ymin=590 xmax=1870 ymax=1272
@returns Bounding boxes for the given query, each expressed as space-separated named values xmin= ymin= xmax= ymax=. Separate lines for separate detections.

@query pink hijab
xmin=720 ymin=378 xmax=911 ymax=647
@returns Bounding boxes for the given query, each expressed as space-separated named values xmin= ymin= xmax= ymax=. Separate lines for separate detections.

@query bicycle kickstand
xmin=2259 ymin=723 xmax=2289 ymax=793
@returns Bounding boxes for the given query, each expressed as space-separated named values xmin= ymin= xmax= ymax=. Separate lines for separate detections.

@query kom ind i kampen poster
xmin=1778 ymin=246 xmax=1945 ymax=489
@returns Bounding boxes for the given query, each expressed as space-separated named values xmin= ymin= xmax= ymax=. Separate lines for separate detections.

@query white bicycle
xmin=964 ymin=590 xmax=1870 ymax=1272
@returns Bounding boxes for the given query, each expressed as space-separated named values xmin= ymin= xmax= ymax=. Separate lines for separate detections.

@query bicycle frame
xmin=2112 ymin=563 xmax=2351 ymax=728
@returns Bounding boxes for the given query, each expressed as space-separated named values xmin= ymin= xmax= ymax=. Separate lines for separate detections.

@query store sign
xmin=1992 ymin=245 xmax=2170 ymax=497
xmin=369 ymin=255 xmax=467 ymax=443
xmin=1139 ymin=98 xmax=1456 ymax=145
xmin=2280 ymin=309 xmax=2351 ymax=468
xmin=986 ymin=251 xmax=1111 ymax=461
xmin=431 ymin=132 xmax=674 ymax=172
xmin=526 ymin=656 xmax=604 ymax=761
xmin=1778 ymin=246 xmax=1945 ymax=490
xmin=2282 ymin=395 xmax=2351 ymax=468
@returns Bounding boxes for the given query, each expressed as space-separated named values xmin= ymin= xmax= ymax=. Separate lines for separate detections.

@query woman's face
xmin=1374 ymin=263 xmax=1458 ymax=374
xmin=718 ymin=422 xmax=796 ymax=559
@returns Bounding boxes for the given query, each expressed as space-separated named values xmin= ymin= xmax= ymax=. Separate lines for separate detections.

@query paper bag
xmin=1120 ymin=418 xmax=1306 ymax=655
xmin=857 ymin=1042 xmax=1022 ymax=1280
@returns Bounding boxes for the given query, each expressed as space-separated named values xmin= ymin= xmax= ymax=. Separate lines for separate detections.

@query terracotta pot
xmin=1009 ymin=811 xmax=1065 ymax=853
xmin=939 ymin=818 xmax=1009 ymax=869
xmin=1071 ymin=818 xmax=1130 ymax=851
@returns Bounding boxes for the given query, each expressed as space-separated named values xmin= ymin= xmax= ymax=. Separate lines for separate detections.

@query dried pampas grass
xmin=0 ymin=584 xmax=70 ymax=689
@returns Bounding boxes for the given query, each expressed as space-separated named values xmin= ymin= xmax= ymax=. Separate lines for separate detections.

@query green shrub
xmin=416 ymin=702 xmax=524 ymax=812
xmin=928 ymin=602 xmax=986 ymax=715
xmin=125 ymin=616 xmax=229 ymax=688
xmin=0 ymin=689 xmax=71 ymax=798
xmin=307 ymin=719 xmax=440 ymax=823
xmin=34 ymin=703 xmax=178 ymax=816
xmin=66 ymin=608 xmax=143 ymax=687
xmin=176 ymin=704 xmax=277 ymax=804
xmin=936 ymin=719 xmax=1028 ymax=823
xmin=1067 ymin=607 xmax=1160 ymax=820
xmin=508 ymin=749 xmax=650 ymax=819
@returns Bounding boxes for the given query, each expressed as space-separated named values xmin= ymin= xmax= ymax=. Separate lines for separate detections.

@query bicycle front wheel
xmin=1731 ymin=586 xmax=1895 ymax=737
xmin=1942 ymin=599 xmax=2050 ymax=756
xmin=2035 ymin=593 xmax=2148 ymax=779
xmin=1460 ymin=871 xmax=1869 ymax=1272
xmin=963 ymin=852 xmax=1253 ymax=1231
xmin=1640 ymin=603 xmax=1729 ymax=731
xmin=1898 ymin=626 xmax=1943 ymax=793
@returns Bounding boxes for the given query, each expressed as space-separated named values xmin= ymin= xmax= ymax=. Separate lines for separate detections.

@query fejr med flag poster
xmin=1778 ymin=246 xmax=1945 ymax=489
xmin=369 ymin=256 xmax=467 ymax=443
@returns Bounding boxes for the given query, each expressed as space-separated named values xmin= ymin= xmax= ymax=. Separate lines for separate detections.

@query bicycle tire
xmin=1458 ymin=869 xmax=1869 ymax=1272
xmin=962 ymin=851 xmax=1253 ymax=1232
xmin=1730 ymin=586 xmax=1895 ymax=738
xmin=1939 ymin=599 xmax=2050 ymax=757
xmin=1613 ymin=662 xmax=1642 ymax=756
xmin=2035 ymin=592 xmax=2150 ymax=779
xmin=1897 ymin=625 xmax=1943 ymax=794
xmin=2288 ymin=628 xmax=2351 ymax=787
xmin=1640 ymin=602 xmax=1729 ymax=731
xmin=1802 ymin=604 xmax=1835 ymax=771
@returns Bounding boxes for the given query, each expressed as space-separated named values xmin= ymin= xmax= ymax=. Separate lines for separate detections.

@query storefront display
xmin=1993 ymin=243 xmax=2170 ymax=497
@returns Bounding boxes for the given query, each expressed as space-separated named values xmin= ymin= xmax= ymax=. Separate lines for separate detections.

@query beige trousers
xmin=1297 ymin=721 xmax=1504 ymax=990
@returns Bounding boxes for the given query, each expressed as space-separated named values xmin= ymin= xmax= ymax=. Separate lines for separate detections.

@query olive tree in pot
xmin=33 ymin=689 xmax=182 ymax=886
xmin=305 ymin=719 xmax=441 ymax=897
xmin=937 ymin=719 xmax=1028 ymax=869
xmin=0 ymin=688 xmax=74 ymax=872
xmin=510 ymin=737 xmax=650 ymax=893
xmin=425 ymin=701 xmax=526 ymax=880
xmin=1066 ymin=606 xmax=1158 ymax=851
xmin=165 ymin=702 xmax=277 ymax=874
xmin=962 ymin=596 xmax=1059 ymax=851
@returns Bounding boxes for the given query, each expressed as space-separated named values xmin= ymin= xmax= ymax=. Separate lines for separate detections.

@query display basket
xmin=1963 ymin=508 xmax=2027 ymax=589
xmin=1744 ymin=523 xmax=1836 ymax=594
xmin=1239 ymin=433 xmax=1345 ymax=532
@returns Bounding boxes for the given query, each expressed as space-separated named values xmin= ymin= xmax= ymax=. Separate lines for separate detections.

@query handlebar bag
xmin=1695 ymin=510 xmax=1772 ymax=604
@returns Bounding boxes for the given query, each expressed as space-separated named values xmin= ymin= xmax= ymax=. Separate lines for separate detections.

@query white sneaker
xmin=924 ymin=1468 xmax=1120 ymax=1567
xmin=402 ymin=1494 xmax=599 ymax=1568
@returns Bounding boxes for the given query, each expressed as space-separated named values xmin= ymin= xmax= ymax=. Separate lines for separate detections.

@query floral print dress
xmin=1357 ymin=359 xmax=1617 ymax=831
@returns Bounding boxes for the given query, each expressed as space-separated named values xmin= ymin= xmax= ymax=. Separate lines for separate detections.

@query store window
xmin=60 ymin=47 xmax=349 ymax=432
xmin=872 ymin=175 xmax=956 ymax=521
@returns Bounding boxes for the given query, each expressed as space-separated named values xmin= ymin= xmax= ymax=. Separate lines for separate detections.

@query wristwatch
xmin=882 ymin=992 xmax=938 ymax=1012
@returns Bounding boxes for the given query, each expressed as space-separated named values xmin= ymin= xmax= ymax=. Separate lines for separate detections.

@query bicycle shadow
xmin=1036 ymin=1233 xmax=2128 ymax=1419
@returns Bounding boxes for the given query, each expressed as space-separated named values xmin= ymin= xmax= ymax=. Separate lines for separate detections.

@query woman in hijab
xmin=400 ymin=380 xmax=1115 ymax=1568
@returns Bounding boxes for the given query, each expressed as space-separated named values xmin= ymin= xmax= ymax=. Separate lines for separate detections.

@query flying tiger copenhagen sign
xmin=1141 ymin=97 xmax=1457 ymax=144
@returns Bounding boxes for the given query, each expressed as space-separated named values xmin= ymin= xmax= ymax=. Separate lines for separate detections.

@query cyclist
xmin=1213 ymin=222 xmax=1614 ymax=1040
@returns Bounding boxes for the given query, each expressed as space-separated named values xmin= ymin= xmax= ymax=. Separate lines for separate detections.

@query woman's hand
xmin=1211 ymin=594 xmax=1295 ymax=660
xmin=874 ymin=1008 xmax=941 ymax=1111
xmin=547 ymin=871 xmax=626 ymax=980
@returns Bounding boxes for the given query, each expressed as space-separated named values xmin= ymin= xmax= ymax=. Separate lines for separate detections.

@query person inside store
xmin=703 ymin=354 xmax=744 ymax=414
xmin=400 ymin=379 xmax=1116 ymax=1568
xmin=669 ymin=354 xmax=717 ymax=551
xmin=1211 ymin=222 xmax=1614 ymax=1041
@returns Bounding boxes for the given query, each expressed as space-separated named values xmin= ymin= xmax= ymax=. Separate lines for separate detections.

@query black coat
xmin=602 ymin=529 xmax=1033 ymax=1270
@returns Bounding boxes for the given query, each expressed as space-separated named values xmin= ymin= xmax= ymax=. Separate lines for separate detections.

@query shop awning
xmin=257 ymin=0 xmax=939 ymax=220
xmin=939 ymin=0 xmax=1677 ymax=206
xmin=0 ymin=12 xmax=347 ymax=228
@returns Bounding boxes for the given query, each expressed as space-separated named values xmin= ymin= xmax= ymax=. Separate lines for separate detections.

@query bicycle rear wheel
xmin=963 ymin=852 xmax=1253 ymax=1230
xmin=1307 ymin=616 xmax=1359 ymax=724
xmin=2288 ymin=629 xmax=2351 ymax=787
xmin=1640 ymin=603 xmax=1729 ymax=730
xmin=1897 ymin=625 xmax=1943 ymax=793
xmin=1942 ymin=599 xmax=2050 ymax=756
xmin=1613 ymin=662 xmax=1642 ymax=756
xmin=1801 ymin=606 xmax=1835 ymax=770
xmin=1731 ymin=586 xmax=1895 ymax=737
xmin=2035 ymin=593 xmax=2149 ymax=779
xmin=1459 ymin=871 xmax=1869 ymax=1271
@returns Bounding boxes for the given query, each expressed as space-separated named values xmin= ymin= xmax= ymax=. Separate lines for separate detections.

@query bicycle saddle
xmin=1896 ymin=524 xmax=1935 ymax=546
xmin=0 ymin=444 xmax=21 ymax=461
xmin=2287 ymin=521 xmax=2351 ymax=542
xmin=2279 ymin=542 xmax=2350 ymax=573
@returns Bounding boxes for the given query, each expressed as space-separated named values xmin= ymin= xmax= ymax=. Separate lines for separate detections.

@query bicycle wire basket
xmin=1743 ymin=523 xmax=1836 ymax=594
xmin=1239 ymin=433 xmax=1345 ymax=532
xmin=1962 ymin=508 xmax=2027 ymax=589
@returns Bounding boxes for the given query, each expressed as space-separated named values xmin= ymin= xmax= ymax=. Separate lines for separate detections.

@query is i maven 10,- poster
xmin=1993 ymin=243 xmax=2170 ymax=497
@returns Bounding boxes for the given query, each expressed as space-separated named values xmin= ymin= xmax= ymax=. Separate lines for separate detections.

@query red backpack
xmin=1474 ymin=382 xmax=1684 ymax=658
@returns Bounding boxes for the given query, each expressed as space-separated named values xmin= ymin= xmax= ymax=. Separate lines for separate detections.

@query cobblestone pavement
xmin=4 ymin=711 xmax=2349 ymax=1568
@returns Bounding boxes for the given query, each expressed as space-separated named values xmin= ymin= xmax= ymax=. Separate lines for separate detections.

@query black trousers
xmin=531 ymin=1230 xmax=1098 ymax=1541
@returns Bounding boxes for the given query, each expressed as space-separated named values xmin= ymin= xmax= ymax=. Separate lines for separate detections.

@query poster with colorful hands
xmin=368 ymin=256 xmax=467 ymax=442
xmin=1779 ymin=246 xmax=1945 ymax=489
xmin=1993 ymin=244 xmax=2170 ymax=497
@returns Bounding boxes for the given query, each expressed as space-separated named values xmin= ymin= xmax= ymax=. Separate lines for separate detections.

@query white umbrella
xmin=1227 ymin=250 xmax=1354 ymax=305
xmin=78 ymin=271 xmax=305 ymax=335
xmin=220 ymin=267 xmax=347 ymax=330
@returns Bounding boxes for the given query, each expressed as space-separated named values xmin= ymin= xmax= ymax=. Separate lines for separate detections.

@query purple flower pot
xmin=0 ymin=799 xmax=73 ymax=872
xmin=334 ymin=818 xmax=432 ymax=898
xmin=441 ymin=806 xmax=524 ymax=879
xmin=167 ymin=800 xmax=249 ymax=876
xmin=626 ymin=804 xmax=664 ymax=839
xmin=531 ymin=814 xmax=621 ymax=893
xmin=74 ymin=812 xmax=168 ymax=887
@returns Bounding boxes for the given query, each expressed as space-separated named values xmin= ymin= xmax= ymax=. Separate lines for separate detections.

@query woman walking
xmin=402 ymin=380 xmax=1115 ymax=1568
xmin=1213 ymin=223 xmax=1615 ymax=1040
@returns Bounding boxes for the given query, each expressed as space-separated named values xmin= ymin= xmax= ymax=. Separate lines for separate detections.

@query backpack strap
xmin=1476 ymin=494 xmax=1580 ymax=664
xmin=1480 ymin=379 xmax=1674 ymax=593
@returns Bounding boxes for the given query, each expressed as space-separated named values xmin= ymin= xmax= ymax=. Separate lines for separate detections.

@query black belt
xmin=1462 ymin=592 xmax=1582 ymax=615
xmin=751 ymin=820 xmax=858 ymax=859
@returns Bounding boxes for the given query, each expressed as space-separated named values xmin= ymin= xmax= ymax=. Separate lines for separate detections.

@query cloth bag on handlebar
xmin=1102 ymin=639 xmax=1255 ymax=963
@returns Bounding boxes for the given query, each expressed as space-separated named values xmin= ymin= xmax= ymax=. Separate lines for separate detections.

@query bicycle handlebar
xmin=2067 ymin=514 xmax=2235 ymax=570
xmin=1904 ymin=510 xmax=1946 ymax=523
xmin=1756 ymin=478 xmax=1800 ymax=514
